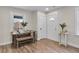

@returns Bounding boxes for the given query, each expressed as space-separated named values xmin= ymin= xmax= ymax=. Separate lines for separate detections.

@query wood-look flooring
xmin=0 ymin=38 xmax=79 ymax=53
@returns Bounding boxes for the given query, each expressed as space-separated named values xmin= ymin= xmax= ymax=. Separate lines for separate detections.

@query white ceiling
xmin=13 ymin=6 xmax=62 ymax=12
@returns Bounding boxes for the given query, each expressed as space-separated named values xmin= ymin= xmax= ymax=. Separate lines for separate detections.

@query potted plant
xmin=21 ymin=21 xmax=28 ymax=32
xmin=59 ymin=22 xmax=67 ymax=34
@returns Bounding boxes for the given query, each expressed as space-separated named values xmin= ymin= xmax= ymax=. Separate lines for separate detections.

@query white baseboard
xmin=46 ymin=37 xmax=59 ymax=42
xmin=0 ymin=38 xmax=79 ymax=48
xmin=0 ymin=41 xmax=12 ymax=46
xmin=47 ymin=38 xmax=79 ymax=48
xmin=68 ymin=43 xmax=79 ymax=48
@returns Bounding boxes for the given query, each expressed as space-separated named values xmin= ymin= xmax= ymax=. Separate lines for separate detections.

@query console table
xmin=59 ymin=33 xmax=68 ymax=47
xmin=12 ymin=31 xmax=37 ymax=48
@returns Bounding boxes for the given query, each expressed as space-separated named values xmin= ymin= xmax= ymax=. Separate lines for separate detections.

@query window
xmin=75 ymin=7 xmax=79 ymax=35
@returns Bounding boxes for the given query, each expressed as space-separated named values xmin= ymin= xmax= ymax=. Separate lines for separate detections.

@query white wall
xmin=58 ymin=7 xmax=75 ymax=34
xmin=0 ymin=7 xmax=36 ymax=45
xmin=57 ymin=7 xmax=77 ymax=47
xmin=70 ymin=7 xmax=79 ymax=48
xmin=58 ymin=7 xmax=79 ymax=48
xmin=31 ymin=12 xmax=37 ymax=31
xmin=48 ymin=7 xmax=79 ymax=48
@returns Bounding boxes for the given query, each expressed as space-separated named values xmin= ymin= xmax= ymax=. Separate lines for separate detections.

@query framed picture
xmin=10 ymin=11 xmax=26 ymax=23
xmin=10 ymin=11 xmax=26 ymax=32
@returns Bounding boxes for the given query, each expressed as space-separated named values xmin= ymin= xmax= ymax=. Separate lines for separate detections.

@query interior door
xmin=37 ymin=12 xmax=46 ymax=40
xmin=47 ymin=11 xmax=59 ymax=41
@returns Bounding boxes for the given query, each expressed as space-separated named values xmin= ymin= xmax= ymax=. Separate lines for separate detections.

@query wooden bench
xmin=12 ymin=31 xmax=37 ymax=48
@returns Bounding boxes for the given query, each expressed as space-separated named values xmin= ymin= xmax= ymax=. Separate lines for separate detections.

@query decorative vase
xmin=23 ymin=26 xmax=27 ymax=32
